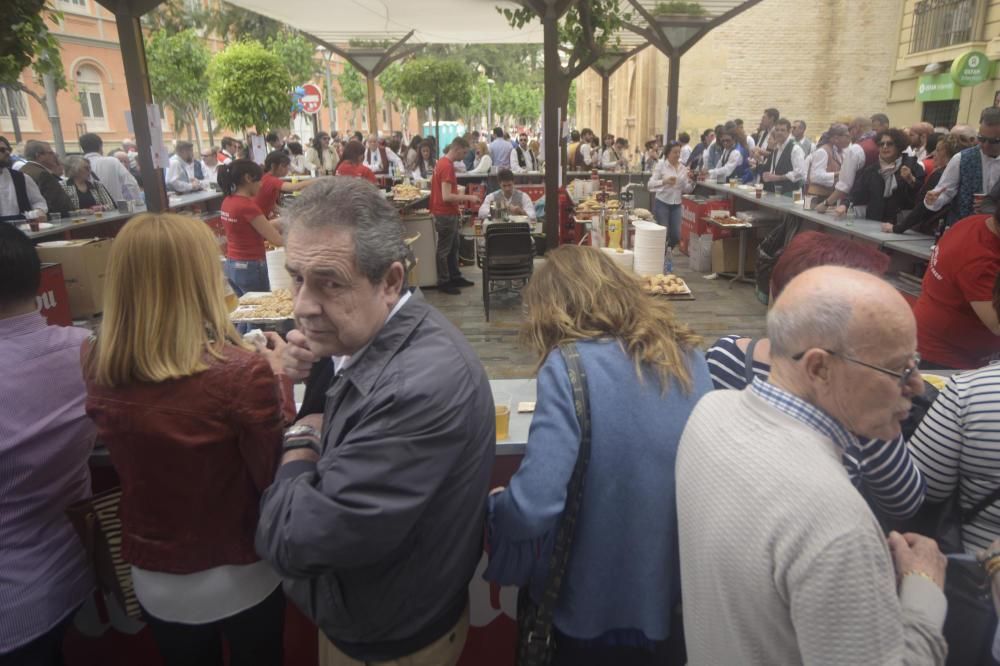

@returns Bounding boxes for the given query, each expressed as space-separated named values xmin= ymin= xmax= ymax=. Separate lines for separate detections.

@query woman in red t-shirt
xmin=334 ymin=140 xmax=377 ymax=184
xmin=255 ymin=151 xmax=322 ymax=219
xmin=914 ymin=192 xmax=1000 ymax=369
xmin=219 ymin=159 xmax=283 ymax=294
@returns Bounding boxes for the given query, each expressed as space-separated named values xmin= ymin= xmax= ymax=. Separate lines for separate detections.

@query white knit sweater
xmin=677 ymin=388 xmax=947 ymax=665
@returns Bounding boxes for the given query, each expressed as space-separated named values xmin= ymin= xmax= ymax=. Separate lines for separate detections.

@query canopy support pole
xmin=115 ymin=13 xmax=166 ymax=212
xmin=542 ymin=6 xmax=561 ymax=250
xmin=666 ymin=48 xmax=680 ymax=141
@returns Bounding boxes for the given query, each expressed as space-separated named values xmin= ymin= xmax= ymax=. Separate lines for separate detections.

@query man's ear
xmin=802 ymin=349 xmax=832 ymax=387
xmin=382 ymin=261 xmax=406 ymax=297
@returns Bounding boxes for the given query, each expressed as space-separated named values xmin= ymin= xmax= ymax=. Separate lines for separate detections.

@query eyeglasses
xmin=791 ymin=348 xmax=921 ymax=388
xmin=0 ymin=146 xmax=10 ymax=154
xmin=878 ymin=141 xmax=896 ymax=148
xmin=978 ymin=135 xmax=1000 ymax=145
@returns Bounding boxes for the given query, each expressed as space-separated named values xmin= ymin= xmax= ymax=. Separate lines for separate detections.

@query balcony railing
xmin=910 ymin=0 xmax=980 ymax=53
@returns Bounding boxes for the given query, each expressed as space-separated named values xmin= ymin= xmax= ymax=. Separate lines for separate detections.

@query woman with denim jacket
xmin=83 ymin=213 xmax=294 ymax=666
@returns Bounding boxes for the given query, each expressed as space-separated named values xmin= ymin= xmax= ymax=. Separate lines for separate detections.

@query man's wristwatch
xmin=283 ymin=424 xmax=322 ymax=455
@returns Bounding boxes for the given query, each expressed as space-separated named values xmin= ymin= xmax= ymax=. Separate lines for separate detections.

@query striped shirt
xmin=706 ymin=335 xmax=926 ymax=519
xmin=909 ymin=363 xmax=1000 ymax=553
xmin=0 ymin=312 xmax=95 ymax=653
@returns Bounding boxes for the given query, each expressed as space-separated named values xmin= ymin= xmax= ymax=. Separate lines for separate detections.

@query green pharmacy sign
xmin=917 ymin=73 xmax=960 ymax=101
xmin=951 ymin=51 xmax=993 ymax=87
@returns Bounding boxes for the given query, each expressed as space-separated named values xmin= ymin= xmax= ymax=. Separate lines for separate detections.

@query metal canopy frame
xmin=622 ymin=0 xmax=765 ymax=139
xmin=304 ymin=31 xmax=425 ymax=139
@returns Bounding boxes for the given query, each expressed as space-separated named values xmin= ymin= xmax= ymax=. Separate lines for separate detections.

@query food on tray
xmin=632 ymin=208 xmax=653 ymax=220
xmin=392 ymin=184 xmax=424 ymax=201
xmin=710 ymin=216 xmax=750 ymax=226
xmin=234 ymin=289 xmax=294 ymax=320
xmin=640 ymin=273 xmax=689 ymax=295
xmin=575 ymin=195 xmax=621 ymax=214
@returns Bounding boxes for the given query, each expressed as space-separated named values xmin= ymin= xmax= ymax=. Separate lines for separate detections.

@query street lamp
xmin=315 ymin=45 xmax=337 ymax=134
xmin=487 ymin=78 xmax=495 ymax=130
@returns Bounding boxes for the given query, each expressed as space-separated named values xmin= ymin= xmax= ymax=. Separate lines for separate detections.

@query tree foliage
xmin=208 ymin=41 xmax=291 ymax=134
xmin=337 ymin=63 xmax=367 ymax=124
xmin=500 ymin=1 xmax=631 ymax=81
xmin=147 ymin=29 xmax=211 ymax=134
xmin=268 ymin=34 xmax=318 ymax=86
xmin=206 ymin=2 xmax=284 ymax=42
xmin=394 ymin=57 xmax=473 ymax=144
xmin=2 ymin=0 xmax=66 ymax=95
xmin=494 ymin=81 xmax=542 ymax=127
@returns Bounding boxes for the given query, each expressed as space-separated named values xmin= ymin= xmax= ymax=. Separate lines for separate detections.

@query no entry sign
xmin=301 ymin=83 xmax=322 ymax=114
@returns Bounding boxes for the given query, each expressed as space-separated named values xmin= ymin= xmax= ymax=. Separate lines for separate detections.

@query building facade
xmin=1 ymin=1 xmax=418 ymax=155
xmin=886 ymin=0 xmax=1000 ymax=128
xmin=576 ymin=0 xmax=904 ymax=147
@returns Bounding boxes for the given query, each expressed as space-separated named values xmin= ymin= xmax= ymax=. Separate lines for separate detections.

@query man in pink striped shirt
xmin=0 ymin=224 xmax=95 ymax=665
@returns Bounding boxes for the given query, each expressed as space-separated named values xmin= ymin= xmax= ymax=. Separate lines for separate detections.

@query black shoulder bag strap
xmin=962 ymin=485 xmax=1000 ymax=525
xmin=743 ymin=338 xmax=759 ymax=387
xmin=521 ymin=341 xmax=592 ymax=662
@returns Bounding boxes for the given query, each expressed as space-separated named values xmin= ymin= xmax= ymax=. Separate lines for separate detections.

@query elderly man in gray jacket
xmin=255 ymin=177 xmax=495 ymax=665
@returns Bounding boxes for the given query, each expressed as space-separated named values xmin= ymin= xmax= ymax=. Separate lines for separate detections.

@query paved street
xmin=423 ymin=253 xmax=769 ymax=379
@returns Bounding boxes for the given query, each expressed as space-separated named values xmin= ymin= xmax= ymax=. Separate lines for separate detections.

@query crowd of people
xmin=5 ymin=103 xmax=1000 ymax=666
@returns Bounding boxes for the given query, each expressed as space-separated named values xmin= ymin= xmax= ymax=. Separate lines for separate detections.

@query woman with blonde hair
xmin=84 ymin=213 xmax=292 ymax=666
xmin=485 ymin=245 xmax=712 ymax=666
xmin=467 ymin=141 xmax=493 ymax=175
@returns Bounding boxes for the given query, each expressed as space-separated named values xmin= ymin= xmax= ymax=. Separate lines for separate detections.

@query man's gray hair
xmin=23 ymin=140 xmax=50 ymax=161
xmin=282 ymin=177 xmax=409 ymax=284
xmin=982 ymin=106 xmax=1000 ymax=126
xmin=63 ymin=155 xmax=90 ymax=181
xmin=767 ymin=297 xmax=854 ymax=359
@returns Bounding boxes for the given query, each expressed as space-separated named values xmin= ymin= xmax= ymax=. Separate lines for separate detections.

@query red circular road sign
xmin=301 ymin=83 xmax=322 ymax=114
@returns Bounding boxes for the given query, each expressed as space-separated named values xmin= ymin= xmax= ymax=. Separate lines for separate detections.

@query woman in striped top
xmin=909 ymin=364 xmax=1000 ymax=553
xmin=705 ymin=232 xmax=926 ymax=521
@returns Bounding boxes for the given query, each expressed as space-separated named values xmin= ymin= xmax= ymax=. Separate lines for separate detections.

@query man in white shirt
xmin=752 ymin=108 xmax=779 ymax=157
xmin=759 ymin=118 xmax=806 ymax=192
xmin=792 ymin=120 xmax=814 ymax=156
xmin=510 ymin=133 xmax=539 ymax=173
xmin=601 ymin=137 xmax=630 ymax=171
xmin=217 ymin=137 xmax=238 ymax=165
xmin=166 ymin=141 xmax=204 ymax=193
xmin=905 ymin=122 xmax=933 ymax=162
xmin=926 ymin=106 xmax=1000 ymax=222
xmin=706 ymin=130 xmax=743 ymax=182
xmin=0 ymin=136 xmax=47 ymax=221
xmin=488 ymin=127 xmax=514 ymax=170
xmin=200 ymin=148 xmax=219 ymax=187
xmin=79 ymin=133 xmax=140 ymax=202
xmin=477 ymin=169 xmax=536 ymax=221
xmin=364 ymin=135 xmax=404 ymax=176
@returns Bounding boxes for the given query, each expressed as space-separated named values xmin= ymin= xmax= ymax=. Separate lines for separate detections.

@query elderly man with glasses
xmin=678 ymin=265 xmax=947 ymax=666
xmin=926 ymin=106 xmax=1000 ymax=224
xmin=0 ymin=136 xmax=48 ymax=222
xmin=20 ymin=140 xmax=72 ymax=215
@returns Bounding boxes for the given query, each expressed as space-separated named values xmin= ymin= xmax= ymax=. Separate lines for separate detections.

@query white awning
xmin=221 ymin=0 xmax=544 ymax=44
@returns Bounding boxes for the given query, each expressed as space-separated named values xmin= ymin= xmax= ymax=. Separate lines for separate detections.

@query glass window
xmin=910 ymin=0 xmax=979 ymax=53
xmin=922 ymin=100 xmax=960 ymax=128
xmin=75 ymin=65 xmax=108 ymax=129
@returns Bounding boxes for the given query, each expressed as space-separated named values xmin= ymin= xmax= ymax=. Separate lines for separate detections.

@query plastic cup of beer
xmin=974 ymin=192 xmax=986 ymax=210
xmin=793 ymin=189 xmax=802 ymax=203
xmin=754 ymin=184 xmax=763 ymax=199
xmin=728 ymin=177 xmax=738 ymax=188
xmin=494 ymin=391 xmax=512 ymax=441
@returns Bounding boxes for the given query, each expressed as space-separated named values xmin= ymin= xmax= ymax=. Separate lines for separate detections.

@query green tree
xmin=205 ymin=2 xmax=284 ymax=42
xmin=501 ymin=1 xmax=631 ymax=114
xmin=142 ymin=0 xmax=204 ymax=35
xmin=1 ymin=0 xmax=67 ymax=144
xmin=147 ymin=29 xmax=211 ymax=146
xmin=395 ymin=57 xmax=473 ymax=147
xmin=268 ymin=34 xmax=318 ymax=87
xmin=208 ymin=41 xmax=291 ymax=135
xmin=456 ymin=74 xmax=490 ymax=132
xmin=337 ymin=63 xmax=366 ymax=130
xmin=494 ymin=81 xmax=542 ymax=127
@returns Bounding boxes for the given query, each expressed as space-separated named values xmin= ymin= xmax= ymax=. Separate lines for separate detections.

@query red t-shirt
xmin=221 ymin=195 xmax=267 ymax=261
xmin=429 ymin=156 xmax=459 ymax=216
xmin=255 ymin=173 xmax=283 ymax=218
xmin=914 ymin=214 xmax=1000 ymax=369
xmin=335 ymin=161 xmax=377 ymax=184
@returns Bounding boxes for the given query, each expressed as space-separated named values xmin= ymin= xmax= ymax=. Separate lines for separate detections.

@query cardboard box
xmin=35 ymin=238 xmax=112 ymax=318
xmin=37 ymin=263 xmax=72 ymax=326
xmin=712 ymin=235 xmax=759 ymax=275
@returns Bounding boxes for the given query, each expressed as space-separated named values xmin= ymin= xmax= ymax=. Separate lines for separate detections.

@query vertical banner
xmin=146 ymin=104 xmax=168 ymax=169
xmin=251 ymin=135 xmax=267 ymax=165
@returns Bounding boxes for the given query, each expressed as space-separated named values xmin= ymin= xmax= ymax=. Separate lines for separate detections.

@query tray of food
xmin=231 ymin=289 xmax=294 ymax=322
xmin=574 ymin=195 xmax=621 ymax=218
xmin=703 ymin=216 xmax=751 ymax=228
xmin=640 ymin=273 xmax=691 ymax=296
xmin=391 ymin=184 xmax=429 ymax=202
